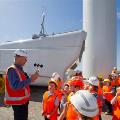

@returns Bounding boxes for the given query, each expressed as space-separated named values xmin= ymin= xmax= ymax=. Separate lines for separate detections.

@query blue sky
xmin=0 ymin=0 xmax=120 ymax=69
xmin=117 ymin=0 xmax=120 ymax=69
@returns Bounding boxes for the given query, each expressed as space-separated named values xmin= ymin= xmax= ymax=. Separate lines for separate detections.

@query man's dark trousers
xmin=12 ymin=102 xmax=29 ymax=120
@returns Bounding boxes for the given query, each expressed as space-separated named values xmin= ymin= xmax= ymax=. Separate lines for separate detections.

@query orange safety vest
xmin=98 ymin=83 xmax=103 ymax=99
xmin=116 ymin=77 xmax=120 ymax=87
xmin=66 ymin=103 xmax=99 ymax=120
xmin=112 ymin=97 xmax=120 ymax=120
xmin=98 ymin=87 xmax=103 ymax=96
xmin=4 ymin=65 xmax=30 ymax=105
xmin=111 ymin=78 xmax=116 ymax=87
xmin=103 ymin=86 xmax=114 ymax=102
xmin=66 ymin=103 xmax=79 ymax=120
xmin=43 ymin=91 xmax=58 ymax=120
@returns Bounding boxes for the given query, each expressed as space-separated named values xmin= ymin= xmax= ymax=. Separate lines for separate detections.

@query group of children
xmin=41 ymin=67 xmax=120 ymax=120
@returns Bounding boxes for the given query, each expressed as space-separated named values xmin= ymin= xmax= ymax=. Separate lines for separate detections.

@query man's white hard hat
xmin=88 ymin=76 xmax=99 ymax=86
xmin=14 ymin=49 xmax=28 ymax=58
xmin=74 ymin=69 xmax=82 ymax=73
xmin=70 ymin=90 xmax=99 ymax=117
xmin=51 ymin=72 xmax=60 ymax=80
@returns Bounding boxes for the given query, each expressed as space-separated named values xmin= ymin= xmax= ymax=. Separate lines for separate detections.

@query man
xmin=4 ymin=49 xmax=39 ymax=120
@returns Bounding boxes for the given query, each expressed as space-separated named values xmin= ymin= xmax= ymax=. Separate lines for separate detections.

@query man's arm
xmin=7 ymin=68 xmax=31 ymax=90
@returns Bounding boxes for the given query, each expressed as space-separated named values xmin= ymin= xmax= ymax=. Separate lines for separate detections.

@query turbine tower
xmin=82 ymin=0 xmax=116 ymax=78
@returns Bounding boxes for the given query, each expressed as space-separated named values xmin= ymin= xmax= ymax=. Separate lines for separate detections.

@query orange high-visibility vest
xmin=66 ymin=103 xmax=99 ymax=120
xmin=98 ymin=83 xmax=103 ymax=99
xmin=43 ymin=91 xmax=58 ymax=120
xmin=66 ymin=103 xmax=79 ymax=120
xmin=112 ymin=97 xmax=120 ymax=120
xmin=97 ymin=84 xmax=103 ymax=115
xmin=111 ymin=78 xmax=116 ymax=87
xmin=116 ymin=77 xmax=120 ymax=87
xmin=4 ymin=65 xmax=30 ymax=105
xmin=103 ymin=86 xmax=114 ymax=102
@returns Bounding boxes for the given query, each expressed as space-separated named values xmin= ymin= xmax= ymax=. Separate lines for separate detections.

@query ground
xmin=0 ymin=86 xmax=112 ymax=120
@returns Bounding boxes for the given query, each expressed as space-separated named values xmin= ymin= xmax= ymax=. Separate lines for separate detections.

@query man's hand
xmin=116 ymin=92 xmax=120 ymax=97
xmin=30 ymin=71 xmax=40 ymax=82
xmin=46 ymin=114 xmax=51 ymax=119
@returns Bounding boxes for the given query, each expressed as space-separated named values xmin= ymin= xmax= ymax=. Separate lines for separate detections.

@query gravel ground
xmin=0 ymin=86 xmax=46 ymax=120
xmin=0 ymin=86 xmax=112 ymax=120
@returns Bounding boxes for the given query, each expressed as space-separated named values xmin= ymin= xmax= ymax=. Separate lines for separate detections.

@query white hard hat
xmin=48 ymin=79 xmax=58 ymax=87
xmin=51 ymin=72 xmax=60 ymax=80
xmin=113 ymin=67 xmax=117 ymax=70
xmin=70 ymin=90 xmax=98 ymax=117
xmin=88 ymin=76 xmax=98 ymax=86
xmin=73 ymin=69 xmax=82 ymax=75
xmin=74 ymin=69 xmax=81 ymax=73
xmin=14 ymin=49 xmax=28 ymax=58
xmin=111 ymin=73 xmax=118 ymax=77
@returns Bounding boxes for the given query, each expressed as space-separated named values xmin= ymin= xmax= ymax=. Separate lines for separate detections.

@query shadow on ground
xmin=30 ymin=86 xmax=47 ymax=102
xmin=0 ymin=93 xmax=5 ymax=107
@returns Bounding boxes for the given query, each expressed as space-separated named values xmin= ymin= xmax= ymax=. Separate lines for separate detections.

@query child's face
xmin=104 ymin=82 xmax=110 ymax=86
xmin=70 ymin=85 xmax=75 ymax=92
xmin=64 ymin=85 xmax=69 ymax=94
xmin=88 ymin=85 xmax=93 ymax=91
xmin=48 ymin=82 xmax=56 ymax=91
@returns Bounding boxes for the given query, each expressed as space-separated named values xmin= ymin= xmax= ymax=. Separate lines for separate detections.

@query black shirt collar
xmin=14 ymin=64 xmax=23 ymax=71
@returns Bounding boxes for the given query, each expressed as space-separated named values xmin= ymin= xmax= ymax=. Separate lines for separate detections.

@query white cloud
xmin=117 ymin=12 xmax=120 ymax=20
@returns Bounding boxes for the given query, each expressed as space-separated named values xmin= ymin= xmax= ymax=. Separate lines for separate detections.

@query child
xmin=103 ymin=79 xmax=114 ymax=115
xmin=42 ymin=79 xmax=59 ymax=120
xmin=88 ymin=76 xmax=103 ymax=120
xmin=60 ymin=82 xmax=70 ymax=113
xmin=111 ymin=87 xmax=120 ymax=120
xmin=58 ymin=90 xmax=99 ymax=120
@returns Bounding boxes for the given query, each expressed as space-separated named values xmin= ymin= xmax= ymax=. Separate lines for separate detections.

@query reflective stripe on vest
xmin=4 ymin=90 xmax=30 ymax=101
